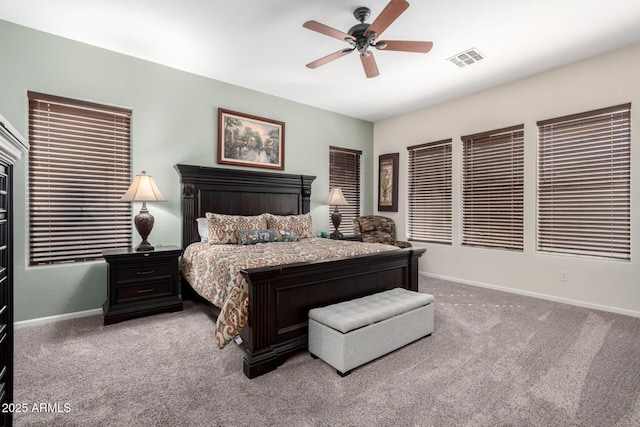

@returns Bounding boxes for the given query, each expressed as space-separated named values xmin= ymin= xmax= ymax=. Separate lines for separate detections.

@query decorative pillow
xmin=266 ymin=213 xmax=315 ymax=239
xmin=237 ymin=229 xmax=299 ymax=245
xmin=205 ymin=213 xmax=268 ymax=244
xmin=196 ymin=217 xmax=209 ymax=242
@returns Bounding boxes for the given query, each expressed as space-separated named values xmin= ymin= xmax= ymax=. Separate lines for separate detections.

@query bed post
xmin=301 ymin=175 xmax=314 ymax=214
xmin=181 ymin=182 xmax=197 ymax=249
xmin=408 ymin=249 xmax=422 ymax=292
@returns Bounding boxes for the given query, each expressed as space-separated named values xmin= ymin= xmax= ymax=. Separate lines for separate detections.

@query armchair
xmin=353 ymin=215 xmax=412 ymax=249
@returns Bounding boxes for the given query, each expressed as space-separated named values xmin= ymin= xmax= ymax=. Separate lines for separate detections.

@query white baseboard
xmin=14 ymin=308 xmax=103 ymax=329
xmin=421 ymin=271 xmax=640 ymax=319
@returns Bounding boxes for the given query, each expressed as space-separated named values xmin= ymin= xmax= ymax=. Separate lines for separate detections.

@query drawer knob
xmin=136 ymin=270 xmax=155 ymax=275
xmin=136 ymin=288 xmax=154 ymax=294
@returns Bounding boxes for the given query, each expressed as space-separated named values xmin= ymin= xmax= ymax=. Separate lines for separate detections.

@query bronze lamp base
xmin=134 ymin=203 xmax=155 ymax=251
xmin=330 ymin=206 xmax=343 ymax=238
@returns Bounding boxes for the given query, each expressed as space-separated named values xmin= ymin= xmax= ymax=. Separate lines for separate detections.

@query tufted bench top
xmin=308 ymin=288 xmax=434 ymax=334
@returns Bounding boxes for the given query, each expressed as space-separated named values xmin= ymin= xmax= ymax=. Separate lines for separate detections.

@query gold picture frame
xmin=218 ymin=108 xmax=285 ymax=170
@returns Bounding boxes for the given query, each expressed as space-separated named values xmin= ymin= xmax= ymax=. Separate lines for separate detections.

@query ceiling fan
xmin=303 ymin=0 xmax=433 ymax=78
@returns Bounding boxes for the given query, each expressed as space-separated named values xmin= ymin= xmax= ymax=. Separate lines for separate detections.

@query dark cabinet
xmin=0 ymin=114 xmax=29 ymax=427
xmin=0 ymin=163 xmax=12 ymax=427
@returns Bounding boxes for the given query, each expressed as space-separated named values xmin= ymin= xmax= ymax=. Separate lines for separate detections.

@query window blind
xmin=407 ymin=139 xmax=452 ymax=244
xmin=329 ymin=146 xmax=362 ymax=235
xmin=28 ymin=92 xmax=132 ymax=265
xmin=461 ymin=125 xmax=524 ymax=251
xmin=537 ymin=103 xmax=631 ymax=260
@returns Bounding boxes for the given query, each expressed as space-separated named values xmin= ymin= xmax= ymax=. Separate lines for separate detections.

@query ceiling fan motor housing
xmin=348 ymin=7 xmax=388 ymax=55
xmin=348 ymin=9 xmax=378 ymax=56
xmin=347 ymin=22 xmax=371 ymax=54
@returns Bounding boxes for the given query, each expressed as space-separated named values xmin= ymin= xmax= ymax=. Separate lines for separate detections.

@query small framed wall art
xmin=378 ymin=152 xmax=399 ymax=212
xmin=218 ymin=108 xmax=285 ymax=170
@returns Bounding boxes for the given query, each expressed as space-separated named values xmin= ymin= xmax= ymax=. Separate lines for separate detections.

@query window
xmin=329 ymin=146 xmax=361 ymax=235
xmin=407 ymin=139 xmax=452 ymax=244
xmin=461 ymin=125 xmax=524 ymax=251
xmin=28 ymin=92 xmax=132 ymax=265
xmin=537 ymin=104 xmax=631 ymax=261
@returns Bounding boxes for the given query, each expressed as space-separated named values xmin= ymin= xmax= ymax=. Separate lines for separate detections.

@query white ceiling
xmin=2 ymin=0 xmax=640 ymax=122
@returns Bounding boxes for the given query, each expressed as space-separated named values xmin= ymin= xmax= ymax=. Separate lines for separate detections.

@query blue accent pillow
xmin=237 ymin=229 xmax=299 ymax=245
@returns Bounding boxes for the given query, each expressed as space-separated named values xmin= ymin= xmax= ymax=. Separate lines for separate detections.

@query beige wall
xmin=374 ymin=43 xmax=640 ymax=316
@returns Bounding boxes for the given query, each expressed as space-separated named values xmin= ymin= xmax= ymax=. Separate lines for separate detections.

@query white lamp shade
xmin=120 ymin=171 xmax=167 ymax=202
xmin=324 ymin=187 xmax=349 ymax=206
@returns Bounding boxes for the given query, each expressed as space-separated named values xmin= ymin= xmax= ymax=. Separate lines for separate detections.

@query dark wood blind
xmin=461 ymin=125 xmax=524 ymax=251
xmin=28 ymin=92 xmax=132 ymax=265
xmin=329 ymin=146 xmax=361 ymax=235
xmin=537 ymin=103 xmax=631 ymax=260
xmin=407 ymin=139 xmax=452 ymax=243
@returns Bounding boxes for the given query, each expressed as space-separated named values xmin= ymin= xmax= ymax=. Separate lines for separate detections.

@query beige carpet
xmin=13 ymin=277 xmax=640 ymax=426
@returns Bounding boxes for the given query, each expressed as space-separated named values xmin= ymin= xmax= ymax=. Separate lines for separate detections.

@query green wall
xmin=0 ymin=20 xmax=374 ymax=322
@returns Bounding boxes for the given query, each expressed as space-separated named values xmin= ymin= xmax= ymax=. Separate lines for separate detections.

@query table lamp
xmin=325 ymin=187 xmax=349 ymax=238
xmin=120 ymin=171 xmax=167 ymax=251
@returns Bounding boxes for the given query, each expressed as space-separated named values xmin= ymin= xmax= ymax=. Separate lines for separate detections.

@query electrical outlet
xmin=560 ymin=270 xmax=568 ymax=282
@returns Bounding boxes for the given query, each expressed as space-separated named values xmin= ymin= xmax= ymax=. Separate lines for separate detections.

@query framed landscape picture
xmin=218 ymin=108 xmax=285 ymax=170
xmin=378 ymin=153 xmax=398 ymax=212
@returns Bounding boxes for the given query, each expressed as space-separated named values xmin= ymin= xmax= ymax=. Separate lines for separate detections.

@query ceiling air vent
xmin=447 ymin=48 xmax=485 ymax=68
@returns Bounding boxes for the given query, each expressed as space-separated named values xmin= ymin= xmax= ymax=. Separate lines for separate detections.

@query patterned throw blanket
xmin=181 ymin=238 xmax=399 ymax=348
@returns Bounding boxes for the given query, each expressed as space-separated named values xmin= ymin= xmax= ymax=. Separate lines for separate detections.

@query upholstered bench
xmin=308 ymin=288 xmax=434 ymax=376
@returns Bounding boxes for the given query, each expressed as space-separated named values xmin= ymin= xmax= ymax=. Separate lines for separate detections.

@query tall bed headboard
xmin=174 ymin=164 xmax=316 ymax=249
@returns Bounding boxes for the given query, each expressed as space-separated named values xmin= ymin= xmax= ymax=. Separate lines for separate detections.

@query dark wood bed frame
xmin=175 ymin=164 xmax=425 ymax=378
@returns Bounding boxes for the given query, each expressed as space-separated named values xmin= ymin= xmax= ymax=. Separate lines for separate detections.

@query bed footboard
xmin=239 ymin=248 xmax=425 ymax=378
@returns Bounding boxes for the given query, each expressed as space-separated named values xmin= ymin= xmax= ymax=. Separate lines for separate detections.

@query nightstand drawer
xmin=115 ymin=280 xmax=173 ymax=304
xmin=116 ymin=263 xmax=172 ymax=283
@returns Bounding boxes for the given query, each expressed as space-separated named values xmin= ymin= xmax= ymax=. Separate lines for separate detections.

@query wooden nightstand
xmin=102 ymin=245 xmax=183 ymax=325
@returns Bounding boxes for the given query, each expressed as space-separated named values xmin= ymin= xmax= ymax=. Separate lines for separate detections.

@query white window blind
xmin=407 ymin=139 xmax=452 ymax=244
xmin=461 ymin=125 xmax=524 ymax=251
xmin=537 ymin=103 xmax=631 ymax=261
xmin=28 ymin=92 xmax=132 ymax=265
xmin=329 ymin=146 xmax=361 ymax=235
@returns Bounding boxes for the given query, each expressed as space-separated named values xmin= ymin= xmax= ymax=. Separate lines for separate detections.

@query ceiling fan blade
xmin=360 ymin=52 xmax=380 ymax=78
xmin=365 ymin=0 xmax=410 ymax=39
xmin=303 ymin=20 xmax=355 ymax=42
xmin=376 ymin=40 xmax=433 ymax=53
xmin=306 ymin=49 xmax=354 ymax=69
